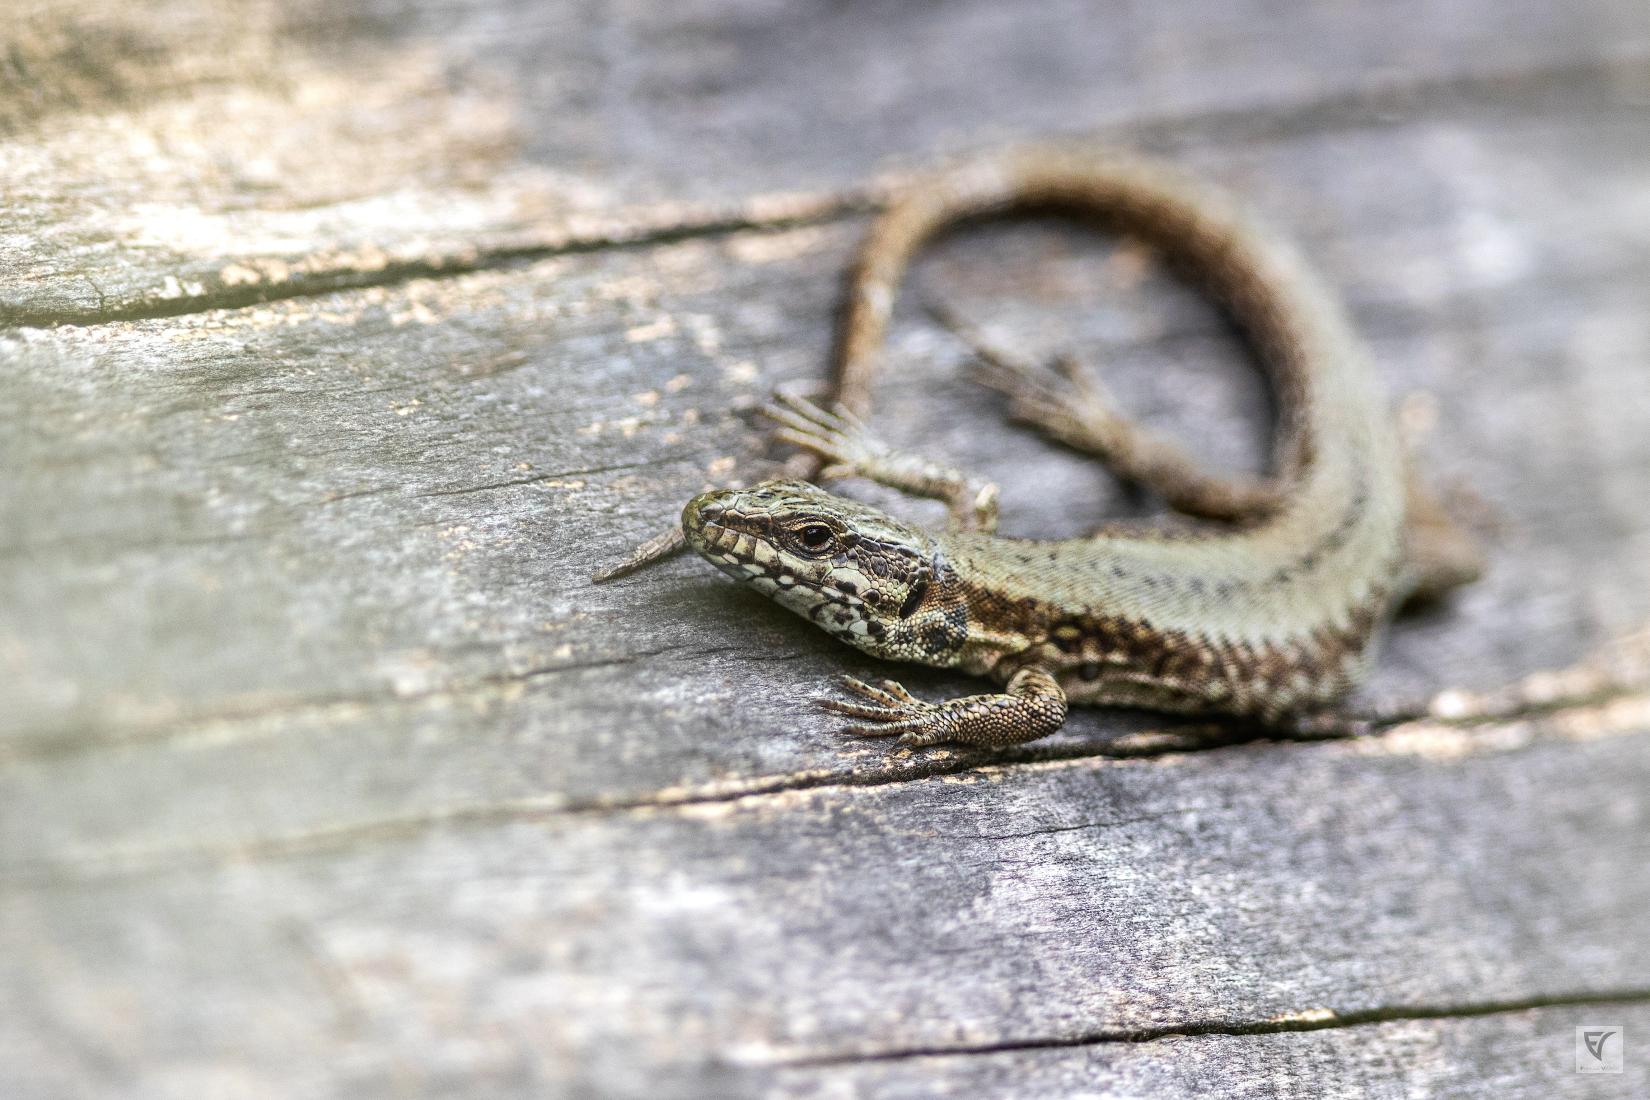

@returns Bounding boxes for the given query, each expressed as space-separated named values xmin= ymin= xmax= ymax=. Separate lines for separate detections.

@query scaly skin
xmin=672 ymin=150 xmax=1481 ymax=746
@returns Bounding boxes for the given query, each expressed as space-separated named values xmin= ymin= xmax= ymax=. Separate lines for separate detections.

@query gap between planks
xmin=761 ymin=987 xmax=1650 ymax=1067
xmin=1 ymin=53 xmax=1642 ymax=331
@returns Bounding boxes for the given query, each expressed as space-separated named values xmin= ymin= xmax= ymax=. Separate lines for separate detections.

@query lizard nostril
xmin=683 ymin=493 xmax=728 ymax=530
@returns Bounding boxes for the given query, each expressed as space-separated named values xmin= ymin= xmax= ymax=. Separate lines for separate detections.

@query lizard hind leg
xmin=1399 ymin=476 xmax=1485 ymax=604
xmin=932 ymin=301 xmax=1283 ymax=526
xmin=1394 ymin=393 xmax=1486 ymax=605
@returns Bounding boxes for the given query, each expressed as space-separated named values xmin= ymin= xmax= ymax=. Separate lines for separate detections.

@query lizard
xmin=605 ymin=150 xmax=1483 ymax=748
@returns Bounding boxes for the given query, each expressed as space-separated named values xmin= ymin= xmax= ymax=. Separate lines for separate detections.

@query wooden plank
xmin=3 ymin=0 xmax=1649 ymax=323
xmin=4 ymin=3 xmax=1650 ymax=1097
xmin=4 ymin=698 xmax=1648 ymax=1095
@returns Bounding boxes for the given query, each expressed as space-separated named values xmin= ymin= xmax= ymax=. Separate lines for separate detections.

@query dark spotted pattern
xmin=945 ymin=564 xmax=1390 ymax=721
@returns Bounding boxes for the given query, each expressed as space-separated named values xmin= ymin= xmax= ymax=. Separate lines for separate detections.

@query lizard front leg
xmin=818 ymin=666 xmax=1068 ymax=747
xmin=762 ymin=392 xmax=1000 ymax=533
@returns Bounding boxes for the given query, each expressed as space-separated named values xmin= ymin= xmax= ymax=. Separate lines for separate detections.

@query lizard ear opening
xmin=897 ymin=578 xmax=929 ymax=619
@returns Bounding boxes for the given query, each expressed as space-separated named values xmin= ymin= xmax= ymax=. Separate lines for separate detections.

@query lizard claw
xmin=761 ymin=392 xmax=887 ymax=477
xmin=971 ymin=348 xmax=1129 ymax=455
xmin=927 ymin=294 xmax=1127 ymax=452
xmin=817 ymin=675 xmax=957 ymax=744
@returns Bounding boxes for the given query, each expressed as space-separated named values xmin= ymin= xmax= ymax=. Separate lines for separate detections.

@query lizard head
xmin=682 ymin=480 xmax=969 ymax=666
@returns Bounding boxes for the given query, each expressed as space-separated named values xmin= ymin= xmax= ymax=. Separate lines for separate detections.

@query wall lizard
xmin=601 ymin=151 xmax=1483 ymax=747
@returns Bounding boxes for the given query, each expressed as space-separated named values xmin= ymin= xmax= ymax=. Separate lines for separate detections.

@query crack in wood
xmin=2 ymin=53 xmax=1640 ymax=332
xmin=762 ymin=987 xmax=1650 ymax=1066
xmin=0 ymin=197 xmax=874 ymax=330
xmin=943 ymin=805 xmax=1218 ymax=842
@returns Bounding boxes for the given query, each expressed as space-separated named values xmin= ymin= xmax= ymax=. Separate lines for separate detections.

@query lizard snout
xmin=682 ymin=491 xmax=729 ymax=532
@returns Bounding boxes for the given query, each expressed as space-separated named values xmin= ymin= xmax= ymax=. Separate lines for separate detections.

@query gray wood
xmin=4 ymin=698 xmax=1649 ymax=1099
xmin=4 ymin=0 xmax=1649 ymax=323
xmin=3 ymin=0 xmax=1650 ymax=1097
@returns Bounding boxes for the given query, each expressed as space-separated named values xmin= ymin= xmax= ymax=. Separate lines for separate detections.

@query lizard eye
xmin=790 ymin=523 xmax=838 ymax=556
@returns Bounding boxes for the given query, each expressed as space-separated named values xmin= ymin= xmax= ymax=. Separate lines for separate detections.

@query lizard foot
xmin=760 ymin=392 xmax=888 ymax=481
xmin=591 ymin=525 xmax=688 ymax=582
xmin=815 ymin=675 xmax=969 ymax=747
xmin=761 ymin=391 xmax=999 ymax=532
xmin=815 ymin=669 xmax=1069 ymax=748
xmin=971 ymin=348 xmax=1133 ymax=457
xmin=960 ymin=325 xmax=1280 ymax=525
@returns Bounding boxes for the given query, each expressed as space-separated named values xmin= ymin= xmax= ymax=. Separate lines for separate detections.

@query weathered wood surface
xmin=4 ymin=1 xmax=1650 ymax=1097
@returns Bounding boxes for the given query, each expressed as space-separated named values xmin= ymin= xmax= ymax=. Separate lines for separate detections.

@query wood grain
xmin=5 ymin=0 xmax=1649 ymax=322
xmin=3 ymin=0 xmax=1649 ymax=1096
